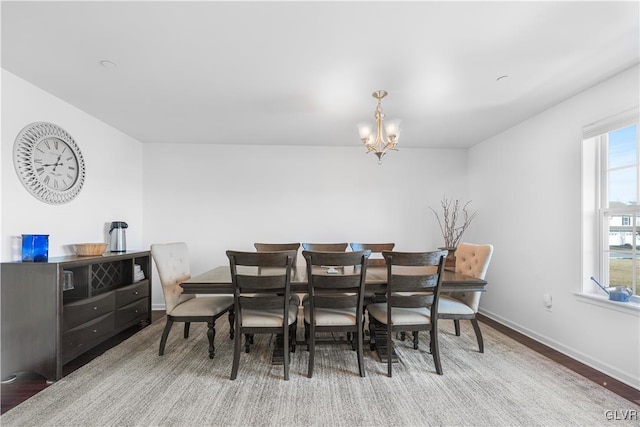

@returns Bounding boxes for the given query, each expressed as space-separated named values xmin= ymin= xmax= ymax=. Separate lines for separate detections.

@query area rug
xmin=1 ymin=316 xmax=638 ymax=426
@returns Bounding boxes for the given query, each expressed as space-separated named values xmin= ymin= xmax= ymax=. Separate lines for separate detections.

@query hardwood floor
xmin=2 ymin=312 xmax=638 ymax=414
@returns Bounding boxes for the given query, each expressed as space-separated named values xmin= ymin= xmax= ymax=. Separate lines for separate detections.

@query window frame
xmin=581 ymin=107 xmax=640 ymax=312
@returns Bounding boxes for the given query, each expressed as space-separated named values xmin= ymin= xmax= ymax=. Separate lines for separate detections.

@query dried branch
xmin=430 ymin=196 xmax=478 ymax=248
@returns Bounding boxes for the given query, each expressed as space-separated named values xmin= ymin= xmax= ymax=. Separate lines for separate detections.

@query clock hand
xmin=52 ymin=154 xmax=63 ymax=172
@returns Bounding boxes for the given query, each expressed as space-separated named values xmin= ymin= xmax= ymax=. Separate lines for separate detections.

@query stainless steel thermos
xmin=109 ymin=221 xmax=128 ymax=252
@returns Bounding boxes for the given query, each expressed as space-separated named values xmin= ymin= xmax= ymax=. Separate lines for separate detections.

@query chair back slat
xmin=313 ymin=294 xmax=360 ymax=309
xmin=389 ymin=294 xmax=434 ymax=308
xmin=254 ymin=243 xmax=300 ymax=265
xmin=235 ymin=274 xmax=290 ymax=291
xmin=302 ymin=243 xmax=348 ymax=252
xmin=350 ymin=243 xmax=394 ymax=267
xmin=239 ymin=295 xmax=286 ymax=310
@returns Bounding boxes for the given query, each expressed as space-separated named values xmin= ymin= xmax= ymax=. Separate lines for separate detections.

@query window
xmin=582 ymin=107 xmax=639 ymax=303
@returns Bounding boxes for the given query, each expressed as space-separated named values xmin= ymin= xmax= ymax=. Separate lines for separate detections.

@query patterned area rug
xmin=1 ymin=315 xmax=638 ymax=426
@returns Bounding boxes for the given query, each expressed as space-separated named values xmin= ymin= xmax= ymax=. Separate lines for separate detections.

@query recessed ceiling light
xmin=496 ymin=75 xmax=509 ymax=83
xmin=99 ymin=60 xmax=117 ymax=69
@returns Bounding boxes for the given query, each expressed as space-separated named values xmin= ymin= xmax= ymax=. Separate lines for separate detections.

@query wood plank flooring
xmin=2 ymin=312 xmax=638 ymax=415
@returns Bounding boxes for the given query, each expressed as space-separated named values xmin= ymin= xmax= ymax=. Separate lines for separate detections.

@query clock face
xmin=13 ymin=122 xmax=86 ymax=204
xmin=33 ymin=137 xmax=79 ymax=191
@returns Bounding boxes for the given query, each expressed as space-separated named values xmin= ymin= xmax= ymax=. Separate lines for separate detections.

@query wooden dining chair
xmin=226 ymin=250 xmax=298 ymax=380
xmin=438 ymin=242 xmax=494 ymax=353
xmin=367 ymin=250 xmax=447 ymax=376
xmin=302 ymin=250 xmax=370 ymax=378
xmin=349 ymin=243 xmax=395 ymax=266
xmin=150 ymin=242 xmax=234 ymax=359
xmin=302 ymin=243 xmax=349 ymax=252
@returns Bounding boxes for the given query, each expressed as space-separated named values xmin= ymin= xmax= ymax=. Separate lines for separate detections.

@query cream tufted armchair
xmin=151 ymin=242 xmax=234 ymax=359
xmin=438 ymin=242 xmax=493 ymax=352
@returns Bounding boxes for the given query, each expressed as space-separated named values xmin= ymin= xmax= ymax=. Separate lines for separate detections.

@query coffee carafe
xmin=109 ymin=221 xmax=128 ymax=252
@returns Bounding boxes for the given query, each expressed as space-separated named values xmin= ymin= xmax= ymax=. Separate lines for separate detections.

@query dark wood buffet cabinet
xmin=1 ymin=250 xmax=152 ymax=382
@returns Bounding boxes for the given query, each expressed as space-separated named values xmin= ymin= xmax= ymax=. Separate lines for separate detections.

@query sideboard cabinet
xmin=1 ymin=250 xmax=152 ymax=382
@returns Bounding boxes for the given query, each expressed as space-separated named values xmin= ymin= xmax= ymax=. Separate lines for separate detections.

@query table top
xmin=180 ymin=265 xmax=487 ymax=294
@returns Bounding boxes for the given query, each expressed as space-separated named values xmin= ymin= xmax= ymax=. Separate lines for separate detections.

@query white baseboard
xmin=479 ymin=308 xmax=640 ymax=391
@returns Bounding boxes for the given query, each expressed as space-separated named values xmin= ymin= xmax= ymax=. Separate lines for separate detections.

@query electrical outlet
xmin=543 ymin=293 xmax=553 ymax=311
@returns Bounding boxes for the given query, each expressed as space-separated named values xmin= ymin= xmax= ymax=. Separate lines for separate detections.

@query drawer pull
xmin=93 ymin=306 xmax=98 ymax=310
xmin=134 ymin=291 xmax=139 ymax=295
xmin=92 ymin=329 xmax=98 ymax=333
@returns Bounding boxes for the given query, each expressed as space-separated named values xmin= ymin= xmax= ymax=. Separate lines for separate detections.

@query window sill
xmin=574 ymin=292 xmax=640 ymax=317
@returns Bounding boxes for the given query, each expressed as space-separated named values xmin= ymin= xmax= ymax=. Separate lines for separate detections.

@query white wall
xmin=143 ymin=143 xmax=468 ymax=307
xmin=1 ymin=70 xmax=144 ymax=260
xmin=468 ymin=64 xmax=640 ymax=389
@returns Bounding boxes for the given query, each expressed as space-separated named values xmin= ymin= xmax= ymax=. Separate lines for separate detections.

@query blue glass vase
xmin=22 ymin=234 xmax=49 ymax=262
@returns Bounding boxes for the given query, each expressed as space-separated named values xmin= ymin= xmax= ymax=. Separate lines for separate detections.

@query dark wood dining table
xmin=180 ymin=265 xmax=487 ymax=294
xmin=181 ymin=265 xmax=487 ymax=363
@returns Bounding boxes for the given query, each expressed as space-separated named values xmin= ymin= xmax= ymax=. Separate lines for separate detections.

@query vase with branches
xmin=430 ymin=196 xmax=478 ymax=250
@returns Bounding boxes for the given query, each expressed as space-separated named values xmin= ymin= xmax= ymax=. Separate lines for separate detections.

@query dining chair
xmin=349 ymin=243 xmax=395 ymax=266
xmin=367 ymin=250 xmax=447 ymax=376
xmin=302 ymin=250 xmax=370 ymax=378
xmin=150 ymin=242 xmax=234 ymax=359
xmin=438 ymin=242 xmax=494 ymax=353
xmin=226 ymin=250 xmax=298 ymax=380
xmin=302 ymin=243 xmax=349 ymax=252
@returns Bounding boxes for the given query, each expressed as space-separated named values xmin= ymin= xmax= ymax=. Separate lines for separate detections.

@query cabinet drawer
xmin=62 ymin=312 xmax=115 ymax=362
xmin=115 ymin=297 xmax=149 ymax=329
xmin=63 ymin=292 xmax=115 ymax=331
xmin=115 ymin=280 xmax=149 ymax=308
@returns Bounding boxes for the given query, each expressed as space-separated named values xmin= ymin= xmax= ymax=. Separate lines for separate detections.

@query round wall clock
xmin=13 ymin=122 xmax=86 ymax=204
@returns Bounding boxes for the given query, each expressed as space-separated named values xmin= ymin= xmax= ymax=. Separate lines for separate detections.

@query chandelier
xmin=357 ymin=90 xmax=401 ymax=163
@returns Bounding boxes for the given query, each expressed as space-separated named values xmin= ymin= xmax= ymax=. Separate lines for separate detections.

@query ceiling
xmin=2 ymin=1 xmax=639 ymax=149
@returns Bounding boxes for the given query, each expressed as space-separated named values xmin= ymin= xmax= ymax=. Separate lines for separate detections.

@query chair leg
xmin=159 ymin=318 xmax=174 ymax=356
xmin=356 ymin=323 xmax=365 ymax=378
xmin=308 ymin=322 xmax=315 ymax=378
xmin=454 ymin=319 xmax=461 ymax=336
xmin=245 ymin=334 xmax=251 ymax=353
xmin=368 ymin=313 xmax=377 ymax=351
xmin=228 ymin=308 xmax=235 ymax=340
xmin=412 ymin=331 xmax=419 ymax=350
xmin=387 ymin=322 xmax=393 ymax=377
xmin=283 ymin=322 xmax=290 ymax=381
xmin=231 ymin=326 xmax=241 ymax=380
xmin=289 ymin=322 xmax=297 ymax=353
xmin=431 ymin=325 xmax=443 ymax=375
xmin=304 ymin=321 xmax=310 ymax=351
xmin=207 ymin=320 xmax=216 ymax=359
xmin=184 ymin=322 xmax=190 ymax=338
xmin=471 ymin=318 xmax=484 ymax=353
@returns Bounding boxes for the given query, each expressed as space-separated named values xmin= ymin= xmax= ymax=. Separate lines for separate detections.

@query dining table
xmin=180 ymin=265 xmax=487 ymax=363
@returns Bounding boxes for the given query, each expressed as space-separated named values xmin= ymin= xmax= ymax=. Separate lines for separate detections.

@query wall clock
xmin=13 ymin=122 xmax=86 ymax=204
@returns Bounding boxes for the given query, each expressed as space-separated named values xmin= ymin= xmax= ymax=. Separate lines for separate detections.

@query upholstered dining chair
xmin=150 ymin=242 xmax=234 ymax=359
xmin=349 ymin=243 xmax=395 ymax=266
xmin=438 ymin=242 xmax=494 ymax=353
xmin=302 ymin=243 xmax=349 ymax=252
xmin=302 ymin=250 xmax=370 ymax=378
xmin=226 ymin=250 xmax=298 ymax=380
xmin=367 ymin=250 xmax=447 ymax=376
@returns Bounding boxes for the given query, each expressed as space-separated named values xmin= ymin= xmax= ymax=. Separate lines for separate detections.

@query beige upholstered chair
xmin=150 ymin=242 xmax=234 ymax=359
xmin=302 ymin=250 xmax=370 ymax=378
xmin=438 ymin=242 xmax=494 ymax=353
xmin=302 ymin=243 xmax=349 ymax=252
xmin=227 ymin=250 xmax=298 ymax=380
xmin=349 ymin=243 xmax=395 ymax=266
xmin=367 ymin=250 xmax=447 ymax=376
